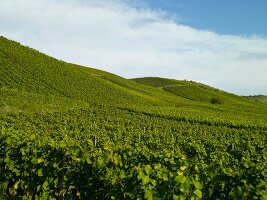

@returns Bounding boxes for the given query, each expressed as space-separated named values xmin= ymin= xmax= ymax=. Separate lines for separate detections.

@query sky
xmin=0 ymin=0 xmax=267 ymax=95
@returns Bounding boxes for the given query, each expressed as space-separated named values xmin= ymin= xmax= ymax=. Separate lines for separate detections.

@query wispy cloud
xmin=0 ymin=0 xmax=267 ymax=95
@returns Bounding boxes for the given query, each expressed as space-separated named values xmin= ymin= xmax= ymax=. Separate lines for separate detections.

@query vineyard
xmin=0 ymin=36 xmax=267 ymax=199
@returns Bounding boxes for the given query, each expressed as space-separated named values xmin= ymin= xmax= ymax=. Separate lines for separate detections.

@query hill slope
xmin=1 ymin=36 xmax=267 ymax=126
xmin=0 ymin=36 xmax=185 ymax=107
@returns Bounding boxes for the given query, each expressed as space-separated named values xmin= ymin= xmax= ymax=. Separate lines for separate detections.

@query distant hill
xmin=245 ymin=95 xmax=267 ymax=103
xmin=131 ymin=77 xmax=267 ymax=108
xmin=132 ymin=77 xmax=241 ymax=104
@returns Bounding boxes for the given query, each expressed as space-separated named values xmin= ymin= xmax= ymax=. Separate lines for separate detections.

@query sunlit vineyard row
xmin=1 ymin=105 xmax=267 ymax=199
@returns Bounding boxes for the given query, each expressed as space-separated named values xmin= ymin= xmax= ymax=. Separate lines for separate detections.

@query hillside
xmin=0 ymin=36 xmax=267 ymax=199
xmin=1 ymin=36 xmax=267 ymax=126
xmin=0 ymin=36 xmax=181 ymax=107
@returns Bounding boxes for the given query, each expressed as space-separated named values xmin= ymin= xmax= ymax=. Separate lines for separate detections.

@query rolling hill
xmin=1 ymin=36 xmax=267 ymax=127
xmin=132 ymin=77 xmax=242 ymax=104
xmin=0 ymin=36 xmax=267 ymax=199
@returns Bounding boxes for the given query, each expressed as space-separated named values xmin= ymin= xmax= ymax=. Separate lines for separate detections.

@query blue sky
xmin=137 ymin=0 xmax=267 ymax=36
xmin=0 ymin=0 xmax=267 ymax=95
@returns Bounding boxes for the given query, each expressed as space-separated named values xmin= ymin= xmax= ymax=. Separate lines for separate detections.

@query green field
xmin=0 ymin=36 xmax=267 ymax=199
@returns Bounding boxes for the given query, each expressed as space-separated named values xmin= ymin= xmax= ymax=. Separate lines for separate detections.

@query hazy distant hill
xmin=245 ymin=95 xmax=267 ymax=103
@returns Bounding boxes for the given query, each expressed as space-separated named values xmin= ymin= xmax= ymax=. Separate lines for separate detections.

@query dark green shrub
xmin=210 ymin=97 xmax=223 ymax=104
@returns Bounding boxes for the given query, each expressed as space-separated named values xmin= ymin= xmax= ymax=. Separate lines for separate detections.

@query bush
xmin=210 ymin=97 xmax=223 ymax=104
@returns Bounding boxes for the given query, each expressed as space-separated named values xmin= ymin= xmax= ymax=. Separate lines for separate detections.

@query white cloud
xmin=0 ymin=0 xmax=267 ymax=95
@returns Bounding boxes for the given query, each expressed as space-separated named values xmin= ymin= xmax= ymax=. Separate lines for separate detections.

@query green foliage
xmin=0 ymin=36 xmax=267 ymax=199
xmin=0 ymin=108 xmax=266 ymax=199
xmin=210 ymin=97 xmax=223 ymax=104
